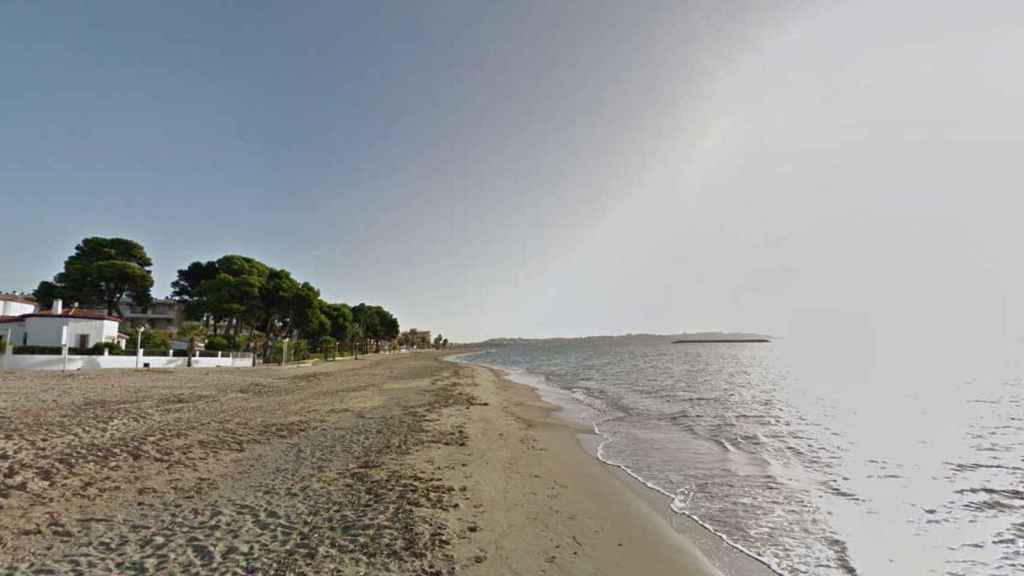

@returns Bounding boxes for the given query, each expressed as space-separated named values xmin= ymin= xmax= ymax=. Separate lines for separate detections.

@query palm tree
xmin=178 ymin=321 xmax=207 ymax=367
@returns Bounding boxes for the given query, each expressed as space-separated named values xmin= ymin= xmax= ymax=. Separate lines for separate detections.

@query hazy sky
xmin=2 ymin=1 xmax=1022 ymax=342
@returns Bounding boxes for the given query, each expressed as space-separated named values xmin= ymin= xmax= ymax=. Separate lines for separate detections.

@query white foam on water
xmin=449 ymin=352 xmax=603 ymax=427
xmin=452 ymin=343 xmax=1024 ymax=576
xmin=591 ymin=419 xmax=787 ymax=576
xmin=452 ymin=351 xmax=787 ymax=576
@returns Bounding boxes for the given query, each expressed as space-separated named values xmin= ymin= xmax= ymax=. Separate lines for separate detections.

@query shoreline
xmin=2 ymin=351 xmax=770 ymax=574
xmin=450 ymin=355 xmax=778 ymax=576
xmin=440 ymin=358 xmax=722 ymax=575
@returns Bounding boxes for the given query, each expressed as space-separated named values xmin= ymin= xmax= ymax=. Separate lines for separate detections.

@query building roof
xmin=0 ymin=311 xmax=121 ymax=323
xmin=0 ymin=293 xmax=37 ymax=305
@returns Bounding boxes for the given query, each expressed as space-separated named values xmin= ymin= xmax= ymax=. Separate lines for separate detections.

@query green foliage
xmin=169 ymin=254 xmax=403 ymax=361
xmin=171 ymin=260 xmax=220 ymax=320
xmin=31 ymin=243 xmax=407 ymax=362
xmin=127 ymin=329 xmax=171 ymax=352
xmin=174 ymin=256 xmax=270 ymax=329
xmin=267 ymin=341 xmax=285 ymax=363
xmin=90 ymin=342 xmax=125 ymax=356
xmin=320 ymin=336 xmax=337 ymax=358
xmin=107 ymin=341 xmax=126 ymax=354
xmin=34 ymin=237 xmax=154 ymax=314
xmin=178 ymin=322 xmax=206 ymax=346
xmin=345 ymin=322 xmax=362 ymax=357
xmin=290 ymin=340 xmax=310 ymax=361
xmin=13 ymin=345 xmax=64 ymax=355
xmin=267 ymin=339 xmax=310 ymax=363
xmin=171 ymin=260 xmax=219 ymax=301
xmin=204 ymin=335 xmax=230 ymax=351
xmin=32 ymin=281 xmax=61 ymax=310
xmin=291 ymin=282 xmax=329 ymax=345
xmin=351 ymin=304 xmax=399 ymax=350
xmin=323 ymin=303 xmax=354 ymax=342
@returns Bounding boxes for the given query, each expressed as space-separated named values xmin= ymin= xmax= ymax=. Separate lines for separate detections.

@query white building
xmin=0 ymin=293 xmax=37 ymax=317
xmin=0 ymin=299 xmax=122 ymax=349
xmin=106 ymin=296 xmax=187 ymax=335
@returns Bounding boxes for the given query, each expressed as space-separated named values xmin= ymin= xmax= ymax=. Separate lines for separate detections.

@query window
xmin=79 ymin=334 xmax=90 ymax=349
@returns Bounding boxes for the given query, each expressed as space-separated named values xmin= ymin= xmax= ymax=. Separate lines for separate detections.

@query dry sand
xmin=0 ymin=352 xmax=730 ymax=575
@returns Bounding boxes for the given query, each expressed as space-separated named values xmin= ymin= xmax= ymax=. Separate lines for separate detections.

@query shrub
xmin=290 ymin=340 xmax=310 ymax=361
xmin=204 ymin=335 xmax=229 ymax=351
xmin=320 ymin=337 xmax=337 ymax=359
xmin=267 ymin=341 xmax=283 ymax=363
xmin=13 ymin=345 xmax=63 ymax=355
xmin=90 ymin=342 xmax=124 ymax=356
xmin=267 ymin=339 xmax=310 ymax=363
xmin=127 ymin=329 xmax=172 ymax=352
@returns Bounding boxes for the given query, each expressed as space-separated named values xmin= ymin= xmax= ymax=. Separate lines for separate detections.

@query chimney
xmin=53 ymin=298 xmax=63 ymax=315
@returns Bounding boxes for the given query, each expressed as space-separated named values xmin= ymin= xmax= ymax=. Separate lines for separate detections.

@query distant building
xmin=400 ymin=329 xmax=432 ymax=349
xmin=0 ymin=293 xmax=37 ymax=317
xmin=114 ymin=298 xmax=187 ymax=335
xmin=0 ymin=299 xmax=124 ymax=349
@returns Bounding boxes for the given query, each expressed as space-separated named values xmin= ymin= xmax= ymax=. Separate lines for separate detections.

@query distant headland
xmin=672 ymin=332 xmax=772 ymax=344
xmin=473 ymin=332 xmax=773 ymax=346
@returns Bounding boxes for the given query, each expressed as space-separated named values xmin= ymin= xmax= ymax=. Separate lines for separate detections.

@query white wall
xmin=22 ymin=317 xmax=120 ymax=348
xmin=1 ymin=353 xmax=253 ymax=371
xmin=0 ymin=322 xmax=25 ymax=347
xmin=0 ymin=299 xmax=35 ymax=316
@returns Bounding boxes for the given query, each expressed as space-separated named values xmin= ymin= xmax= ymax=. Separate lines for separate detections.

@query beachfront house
xmin=0 ymin=299 xmax=124 ymax=350
xmin=82 ymin=296 xmax=203 ymax=351
xmin=112 ymin=297 xmax=187 ymax=335
xmin=0 ymin=292 xmax=37 ymax=317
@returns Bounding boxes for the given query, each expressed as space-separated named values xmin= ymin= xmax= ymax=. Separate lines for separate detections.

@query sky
xmin=2 ymin=1 xmax=1023 ymax=343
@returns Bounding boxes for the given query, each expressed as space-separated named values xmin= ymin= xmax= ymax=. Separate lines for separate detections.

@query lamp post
xmin=61 ymin=317 xmax=70 ymax=372
xmin=135 ymin=326 xmax=146 ymax=369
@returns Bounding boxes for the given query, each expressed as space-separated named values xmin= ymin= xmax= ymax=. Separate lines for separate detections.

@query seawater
xmin=457 ymin=337 xmax=1024 ymax=576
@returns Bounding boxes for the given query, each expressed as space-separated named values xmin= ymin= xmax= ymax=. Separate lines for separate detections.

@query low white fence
xmin=0 ymin=351 xmax=254 ymax=371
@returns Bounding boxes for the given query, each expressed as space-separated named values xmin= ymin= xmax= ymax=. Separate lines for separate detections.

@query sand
xmin=0 ymin=352 xmax=728 ymax=575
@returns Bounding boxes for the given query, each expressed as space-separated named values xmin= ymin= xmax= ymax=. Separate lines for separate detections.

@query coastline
xmin=439 ymin=358 xmax=721 ymax=575
xmin=449 ymin=355 xmax=779 ymax=576
xmin=2 ymin=350 xmax=764 ymax=574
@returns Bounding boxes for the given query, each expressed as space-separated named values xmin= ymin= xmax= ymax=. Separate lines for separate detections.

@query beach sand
xmin=0 ymin=352 xmax=738 ymax=575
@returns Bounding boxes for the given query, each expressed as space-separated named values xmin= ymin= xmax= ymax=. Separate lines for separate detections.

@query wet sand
xmin=0 ymin=352 xmax=724 ymax=575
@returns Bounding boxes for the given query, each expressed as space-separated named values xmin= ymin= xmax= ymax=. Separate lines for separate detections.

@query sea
xmin=456 ymin=336 xmax=1024 ymax=576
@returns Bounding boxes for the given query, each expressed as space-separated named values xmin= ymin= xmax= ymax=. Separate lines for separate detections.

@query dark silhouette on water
xmin=672 ymin=332 xmax=772 ymax=344
xmin=672 ymin=338 xmax=771 ymax=344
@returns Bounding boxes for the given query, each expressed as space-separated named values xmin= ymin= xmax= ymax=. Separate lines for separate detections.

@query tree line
xmin=171 ymin=254 xmax=399 ymax=357
xmin=32 ymin=237 xmax=402 ymax=360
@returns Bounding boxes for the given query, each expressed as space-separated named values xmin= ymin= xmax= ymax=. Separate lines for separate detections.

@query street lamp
xmin=61 ymin=317 xmax=70 ymax=372
xmin=135 ymin=325 xmax=146 ymax=369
